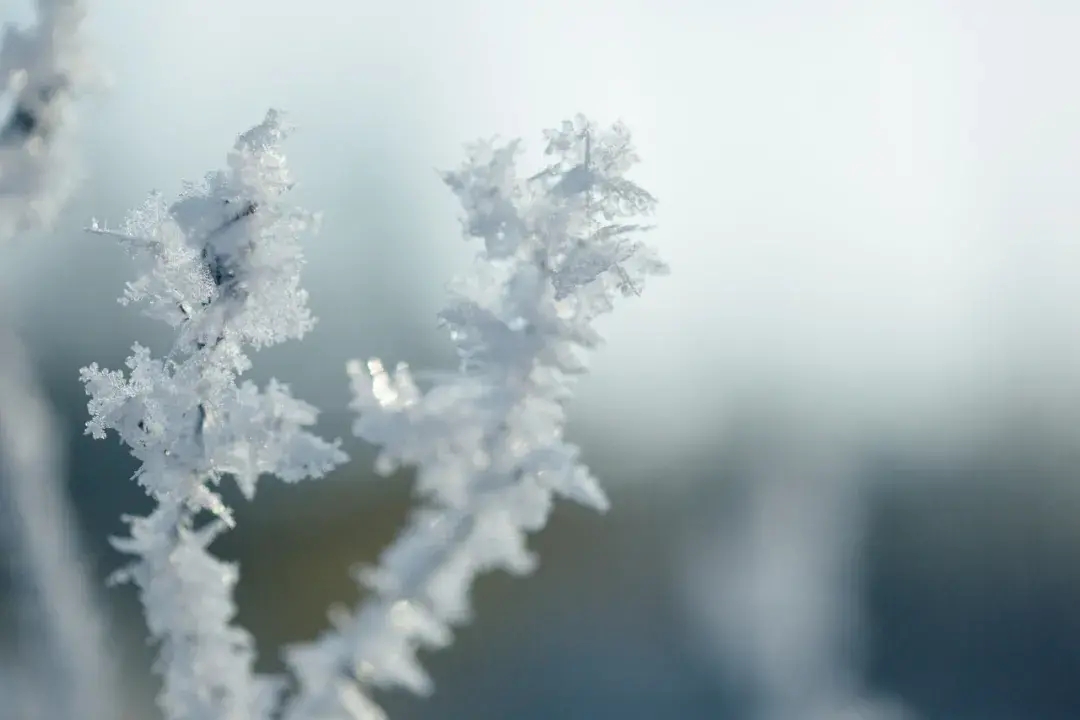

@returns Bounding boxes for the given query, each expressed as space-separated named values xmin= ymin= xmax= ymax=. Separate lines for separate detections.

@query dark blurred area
xmin=6 ymin=341 xmax=1080 ymax=720
xmin=6 ymin=1 xmax=1080 ymax=719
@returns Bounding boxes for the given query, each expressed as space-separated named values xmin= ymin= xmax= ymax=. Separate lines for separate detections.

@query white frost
xmin=281 ymin=115 xmax=668 ymax=720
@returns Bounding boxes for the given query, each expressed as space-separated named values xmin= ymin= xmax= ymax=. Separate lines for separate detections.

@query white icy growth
xmin=282 ymin=115 xmax=668 ymax=720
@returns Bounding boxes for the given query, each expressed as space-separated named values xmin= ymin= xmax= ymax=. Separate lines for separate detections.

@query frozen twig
xmin=281 ymin=116 xmax=668 ymax=720
xmin=81 ymin=110 xmax=347 ymax=720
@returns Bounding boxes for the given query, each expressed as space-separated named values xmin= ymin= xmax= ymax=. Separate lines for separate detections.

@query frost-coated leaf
xmin=442 ymin=139 xmax=528 ymax=259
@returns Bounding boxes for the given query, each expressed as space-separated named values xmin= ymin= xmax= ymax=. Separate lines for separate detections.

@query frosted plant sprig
xmin=281 ymin=115 xmax=668 ymax=720
xmin=0 ymin=0 xmax=92 ymax=241
xmin=81 ymin=110 xmax=347 ymax=720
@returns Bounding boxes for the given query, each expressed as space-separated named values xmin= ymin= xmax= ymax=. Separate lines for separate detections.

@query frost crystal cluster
xmin=281 ymin=115 xmax=668 ymax=720
xmin=80 ymin=110 xmax=346 ymax=720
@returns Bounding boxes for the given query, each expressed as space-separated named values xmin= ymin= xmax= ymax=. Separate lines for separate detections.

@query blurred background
xmin=4 ymin=0 xmax=1080 ymax=718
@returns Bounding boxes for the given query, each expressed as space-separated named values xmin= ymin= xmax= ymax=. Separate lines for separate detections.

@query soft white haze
xmin=7 ymin=0 xmax=1080 ymax=472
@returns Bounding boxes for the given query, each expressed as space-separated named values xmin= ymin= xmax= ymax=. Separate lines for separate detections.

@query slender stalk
xmin=0 ymin=2 xmax=119 ymax=718
xmin=0 ymin=321 xmax=119 ymax=720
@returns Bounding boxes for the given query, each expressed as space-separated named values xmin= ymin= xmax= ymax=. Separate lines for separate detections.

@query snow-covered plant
xmin=281 ymin=115 xmax=668 ymax=720
xmin=80 ymin=109 xmax=347 ymax=720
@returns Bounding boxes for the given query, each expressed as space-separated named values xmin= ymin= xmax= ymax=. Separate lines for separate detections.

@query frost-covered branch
xmin=81 ymin=110 xmax=346 ymax=720
xmin=0 ymin=3 xmax=117 ymax=719
xmin=282 ymin=116 xmax=668 ymax=720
